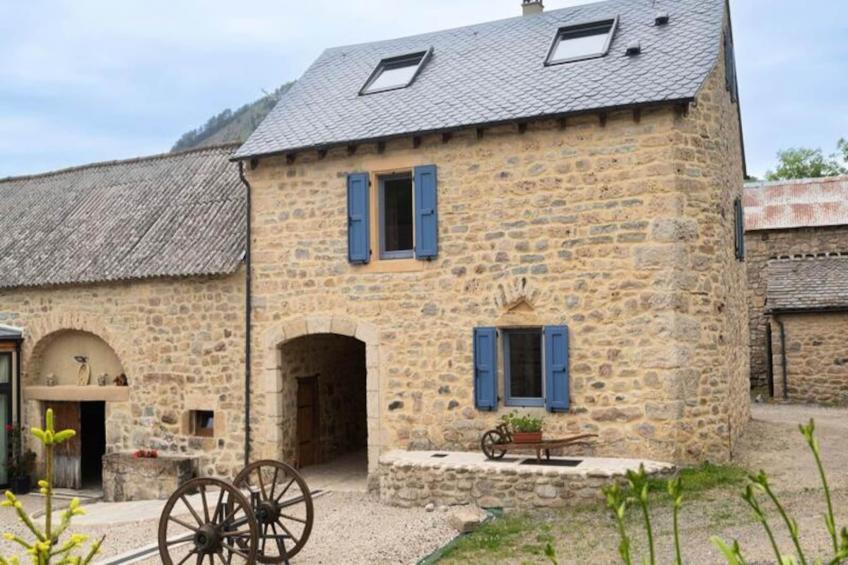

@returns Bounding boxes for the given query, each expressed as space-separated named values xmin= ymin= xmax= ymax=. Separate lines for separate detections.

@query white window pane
xmin=369 ymin=64 xmax=419 ymax=91
xmin=553 ymin=31 xmax=609 ymax=61
xmin=0 ymin=355 xmax=9 ymax=385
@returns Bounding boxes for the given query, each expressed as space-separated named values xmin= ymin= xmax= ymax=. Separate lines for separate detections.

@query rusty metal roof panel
xmin=744 ymin=176 xmax=848 ymax=231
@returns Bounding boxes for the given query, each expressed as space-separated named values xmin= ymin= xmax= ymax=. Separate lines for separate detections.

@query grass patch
xmin=438 ymin=514 xmax=550 ymax=562
xmin=646 ymin=462 xmax=749 ymax=498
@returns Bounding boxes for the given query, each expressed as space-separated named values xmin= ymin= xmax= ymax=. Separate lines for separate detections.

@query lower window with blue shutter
xmin=544 ymin=326 xmax=570 ymax=413
xmin=414 ymin=165 xmax=438 ymax=259
xmin=347 ymin=173 xmax=370 ymax=263
xmin=473 ymin=327 xmax=498 ymax=411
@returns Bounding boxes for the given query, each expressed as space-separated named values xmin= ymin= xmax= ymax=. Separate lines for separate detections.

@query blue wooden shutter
xmin=544 ymin=326 xmax=570 ymax=413
xmin=473 ymin=327 xmax=497 ymax=411
xmin=414 ymin=165 xmax=438 ymax=259
xmin=734 ymin=197 xmax=745 ymax=261
xmin=347 ymin=173 xmax=370 ymax=264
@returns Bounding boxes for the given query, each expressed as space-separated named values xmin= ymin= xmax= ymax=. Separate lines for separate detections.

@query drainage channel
xmin=96 ymin=489 xmax=326 ymax=565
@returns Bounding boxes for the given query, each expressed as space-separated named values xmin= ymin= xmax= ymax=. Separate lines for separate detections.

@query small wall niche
xmin=189 ymin=410 xmax=215 ymax=437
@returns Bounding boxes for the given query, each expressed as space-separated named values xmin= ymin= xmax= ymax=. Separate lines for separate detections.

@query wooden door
xmin=296 ymin=377 xmax=319 ymax=468
xmin=44 ymin=402 xmax=81 ymax=489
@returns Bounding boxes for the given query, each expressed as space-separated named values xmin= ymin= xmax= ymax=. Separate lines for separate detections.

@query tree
xmin=765 ymin=146 xmax=846 ymax=181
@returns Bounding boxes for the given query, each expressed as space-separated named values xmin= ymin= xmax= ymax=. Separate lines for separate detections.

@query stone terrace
xmin=378 ymin=450 xmax=673 ymax=510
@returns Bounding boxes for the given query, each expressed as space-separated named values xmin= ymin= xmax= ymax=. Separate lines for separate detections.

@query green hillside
xmin=171 ymin=82 xmax=293 ymax=152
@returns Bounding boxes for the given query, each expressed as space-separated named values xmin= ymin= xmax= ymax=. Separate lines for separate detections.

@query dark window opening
xmin=360 ymin=50 xmax=431 ymax=95
xmin=505 ymin=329 xmax=544 ymax=406
xmin=546 ymin=18 xmax=618 ymax=65
xmin=380 ymin=173 xmax=414 ymax=259
xmin=80 ymin=402 xmax=105 ymax=490
xmin=191 ymin=410 xmax=215 ymax=437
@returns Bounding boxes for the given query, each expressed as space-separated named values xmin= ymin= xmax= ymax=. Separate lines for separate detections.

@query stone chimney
xmin=522 ymin=0 xmax=544 ymax=16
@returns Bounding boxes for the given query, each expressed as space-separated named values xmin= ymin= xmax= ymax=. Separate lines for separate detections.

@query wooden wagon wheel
xmin=481 ymin=430 xmax=507 ymax=460
xmin=233 ymin=460 xmax=314 ymax=563
xmin=158 ymin=477 xmax=259 ymax=564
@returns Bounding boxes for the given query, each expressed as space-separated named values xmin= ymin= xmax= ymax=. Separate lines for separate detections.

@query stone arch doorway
xmin=280 ymin=334 xmax=367 ymax=472
xmin=263 ymin=316 xmax=381 ymax=482
xmin=26 ymin=329 xmax=123 ymax=490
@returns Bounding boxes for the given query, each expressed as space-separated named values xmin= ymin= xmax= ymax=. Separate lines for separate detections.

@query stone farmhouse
xmin=0 ymin=0 xmax=749 ymax=497
xmin=744 ymin=176 xmax=848 ymax=404
xmin=235 ymin=0 xmax=749 ymax=479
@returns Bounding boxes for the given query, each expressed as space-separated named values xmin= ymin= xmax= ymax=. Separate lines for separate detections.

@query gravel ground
xmin=441 ymin=402 xmax=848 ymax=564
xmin=0 ymin=491 xmax=455 ymax=564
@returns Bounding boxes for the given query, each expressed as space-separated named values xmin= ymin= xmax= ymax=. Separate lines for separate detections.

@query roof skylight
xmin=545 ymin=18 xmax=618 ymax=65
xmin=360 ymin=49 xmax=432 ymax=95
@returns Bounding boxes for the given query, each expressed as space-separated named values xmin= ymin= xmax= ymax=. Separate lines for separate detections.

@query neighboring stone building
xmin=744 ymin=176 xmax=848 ymax=402
xmin=235 ymin=0 xmax=750 ymax=477
xmin=0 ymin=146 xmax=247 ymax=493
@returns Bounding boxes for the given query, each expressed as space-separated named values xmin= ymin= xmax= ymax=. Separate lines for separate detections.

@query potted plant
xmin=501 ymin=411 xmax=544 ymax=443
xmin=7 ymin=422 xmax=36 ymax=494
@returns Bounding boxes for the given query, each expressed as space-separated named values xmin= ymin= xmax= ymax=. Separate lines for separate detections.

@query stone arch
xmin=23 ymin=312 xmax=131 ymax=387
xmin=260 ymin=315 xmax=381 ymax=473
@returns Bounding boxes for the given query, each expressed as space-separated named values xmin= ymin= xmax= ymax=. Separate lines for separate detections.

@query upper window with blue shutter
xmin=347 ymin=173 xmax=370 ymax=264
xmin=359 ymin=165 xmax=438 ymax=264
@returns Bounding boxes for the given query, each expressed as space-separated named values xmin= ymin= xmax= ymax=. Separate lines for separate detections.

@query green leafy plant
xmin=500 ymin=411 xmax=543 ymax=433
xmin=0 ymin=409 xmax=104 ymax=564
xmin=603 ymin=419 xmax=848 ymax=564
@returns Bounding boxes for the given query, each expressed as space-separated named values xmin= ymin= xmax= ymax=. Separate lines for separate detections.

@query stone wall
xmin=102 ymin=452 xmax=195 ymax=502
xmin=247 ymin=38 xmax=748 ymax=471
xmin=0 ymin=271 xmax=246 ymax=480
xmin=745 ymin=226 xmax=848 ymax=387
xmin=769 ymin=313 xmax=848 ymax=405
xmin=378 ymin=450 xmax=673 ymax=510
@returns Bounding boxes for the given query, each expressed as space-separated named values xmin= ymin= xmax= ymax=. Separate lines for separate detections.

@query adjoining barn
xmin=0 ymin=146 xmax=247 ymax=498
xmin=744 ymin=176 xmax=848 ymax=403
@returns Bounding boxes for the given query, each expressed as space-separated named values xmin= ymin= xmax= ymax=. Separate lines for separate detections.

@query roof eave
xmin=230 ymin=97 xmax=696 ymax=163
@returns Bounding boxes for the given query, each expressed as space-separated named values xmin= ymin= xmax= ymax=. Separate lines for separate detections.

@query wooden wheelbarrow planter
xmin=481 ymin=424 xmax=597 ymax=462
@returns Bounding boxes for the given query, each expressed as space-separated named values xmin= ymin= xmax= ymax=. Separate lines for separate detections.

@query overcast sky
xmin=0 ymin=0 xmax=846 ymax=179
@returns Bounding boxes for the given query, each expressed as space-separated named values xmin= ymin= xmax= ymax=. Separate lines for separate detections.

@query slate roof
xmin=744 ymin=176 xmax=848 ymax=232
xmin=235 ymin=0 xmax=726 ymax=159
xmin=0 ymin=145 xmax=245 ymax=290
xmin=767 ymin=256 xmax=848 ymax=312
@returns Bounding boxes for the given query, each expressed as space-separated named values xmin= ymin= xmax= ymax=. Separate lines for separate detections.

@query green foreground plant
xmin=602 ymin=419 xmax=848 ymax=565
xmin=0 ymin=409 xmax=104 ymax=564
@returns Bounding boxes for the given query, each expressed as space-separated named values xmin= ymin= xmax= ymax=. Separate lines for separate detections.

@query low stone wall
xmin=102 ymin=453 xmax=195 ymax=502
xmin=378 ymin=450 xmax=673 ymax=511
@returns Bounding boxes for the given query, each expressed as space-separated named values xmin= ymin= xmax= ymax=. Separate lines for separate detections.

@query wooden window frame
xmin=378 ymin=172 xmax=416 ymax=260
xmin=503 ymin=328 xmax=545 ymax=408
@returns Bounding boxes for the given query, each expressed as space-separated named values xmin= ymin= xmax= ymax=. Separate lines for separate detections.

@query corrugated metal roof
xmin=767 ymin=255 xmax=848 ymax=311
xmin=235 ymin=0 xmax=726 ymax=159
xmin=744 ymin=176 xmax=848 ymax=232
xmin=0 ymin=145 xmax=245 ymax=290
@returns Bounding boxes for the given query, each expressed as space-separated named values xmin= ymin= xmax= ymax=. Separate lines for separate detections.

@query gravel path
xmin=0 ymin=491 xmax=455 ymax=564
